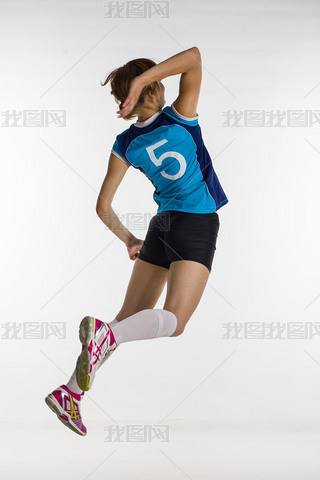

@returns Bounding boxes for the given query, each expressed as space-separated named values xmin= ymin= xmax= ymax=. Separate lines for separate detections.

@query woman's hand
xmin=117 ymin=76 xmax=144 ymax=118
xmin=126 ymin=237 xmax=144 ymax=261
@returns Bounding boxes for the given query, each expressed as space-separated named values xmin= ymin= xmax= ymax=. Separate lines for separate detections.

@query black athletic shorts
xmin=137 ymin=210 xmax=220 ymax=273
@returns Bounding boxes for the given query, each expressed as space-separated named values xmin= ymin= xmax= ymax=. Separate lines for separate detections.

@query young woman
xmin=45 ymin=46 xmax=229 ymax=436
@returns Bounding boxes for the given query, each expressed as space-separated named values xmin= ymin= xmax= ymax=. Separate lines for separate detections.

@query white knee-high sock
xmin=109 ymin=309 xmax=177 ymax=346
xmin=108 ymin=318 xmax=119 ymax=326
xmin=65 ymin=368 xmax=84 ymax=395
xmin=65 ymin=311 xmax=176 ymax=394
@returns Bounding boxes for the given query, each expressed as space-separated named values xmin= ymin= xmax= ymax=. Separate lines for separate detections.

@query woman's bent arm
xmin=96 ymin=153 xmax=137 ymax=247
xmin=119 ymin=46 xmax=202 ymax=119
xmin=140 ymin=46 xmax=201 ymax=84
xmin=96 ymin=203 xmax=137 ymax=246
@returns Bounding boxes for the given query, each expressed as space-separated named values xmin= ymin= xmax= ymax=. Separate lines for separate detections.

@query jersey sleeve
xmin=111 ymin=137 xmax=131 ymax=167
xmin=162 ymin=103 xmax=199 ymax=126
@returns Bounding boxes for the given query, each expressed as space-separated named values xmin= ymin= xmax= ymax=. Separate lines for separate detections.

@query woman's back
xmin=111 ymin=102 xmax=229 ymax=214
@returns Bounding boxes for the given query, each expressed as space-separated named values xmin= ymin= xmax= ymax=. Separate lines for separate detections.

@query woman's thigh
xmin=163 ymin=260 xmax=210 ymax=336
xmin=115 ymin=258 xmax=169 ymax=321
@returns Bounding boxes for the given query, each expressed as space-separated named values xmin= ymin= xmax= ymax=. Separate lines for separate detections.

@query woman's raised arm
xmin=118 ymin=46 xmax=202 ymax=119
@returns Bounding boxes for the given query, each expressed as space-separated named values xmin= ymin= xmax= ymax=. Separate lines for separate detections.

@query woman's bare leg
xmin=115 ymin=258 xmax=169 ymax=321
xmin=163 ymin=260 xmax=210 ymax=336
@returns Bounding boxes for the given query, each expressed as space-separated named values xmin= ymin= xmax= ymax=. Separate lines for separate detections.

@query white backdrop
xmin=1 ymin=0 xmax=320 ymax=478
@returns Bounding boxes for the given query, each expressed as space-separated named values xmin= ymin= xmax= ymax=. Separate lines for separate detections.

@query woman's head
xmin=101 ymin=58 xmax=165 ymax=120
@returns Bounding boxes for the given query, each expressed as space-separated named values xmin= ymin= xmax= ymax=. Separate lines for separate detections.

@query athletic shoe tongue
xmin=61 ymin=384 xmax=82 ymax=401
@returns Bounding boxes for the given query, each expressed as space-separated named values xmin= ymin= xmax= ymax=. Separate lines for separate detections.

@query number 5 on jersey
xmin=146 ymin=139 xmax=186 ymax=181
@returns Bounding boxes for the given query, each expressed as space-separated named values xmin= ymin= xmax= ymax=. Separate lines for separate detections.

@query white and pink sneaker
xmin=45 ymin=385 xmax=87 ymax=436
xmin=76 ymin=316 xmax=117 ymax=391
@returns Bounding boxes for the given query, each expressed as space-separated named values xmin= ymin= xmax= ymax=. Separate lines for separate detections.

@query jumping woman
xmin=45 ymin=46 xmax=229 ymax=436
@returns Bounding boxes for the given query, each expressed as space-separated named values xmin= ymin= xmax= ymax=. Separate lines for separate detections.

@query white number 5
xmin=146 ymin=139 xmax=186 ymax=180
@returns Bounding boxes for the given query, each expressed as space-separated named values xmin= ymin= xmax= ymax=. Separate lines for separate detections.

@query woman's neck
xmin=137 ymin=107 xmax=162 ymax=123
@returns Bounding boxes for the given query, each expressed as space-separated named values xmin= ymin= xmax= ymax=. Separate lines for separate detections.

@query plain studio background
xmin=1 ymin=0 xmax=320 ymax=478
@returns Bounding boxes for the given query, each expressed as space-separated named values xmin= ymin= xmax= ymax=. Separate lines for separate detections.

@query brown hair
xmin=101 ymin=58 xmax=161 ymax=120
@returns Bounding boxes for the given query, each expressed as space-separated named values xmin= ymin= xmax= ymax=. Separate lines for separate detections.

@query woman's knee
xmin=164 ymin=310 xmax=186 ymax=337
xmin=170 ymin=324 xmax=185 ymax=337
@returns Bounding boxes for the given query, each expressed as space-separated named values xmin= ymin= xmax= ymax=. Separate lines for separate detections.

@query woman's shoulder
xmin=162 ymin=103 xmax=199 ymax=127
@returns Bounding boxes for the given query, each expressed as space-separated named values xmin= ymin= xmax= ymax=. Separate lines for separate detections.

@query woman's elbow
xmin=96 ymin=200 xmax=112 ymax=219
xmin=192 ymin=46 xmax=201 ymax=63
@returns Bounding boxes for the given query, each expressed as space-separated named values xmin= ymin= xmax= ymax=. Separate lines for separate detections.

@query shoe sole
xmin=76 ymin=316 xmax=95 ymax=391
xmin=45 ymin=394 xmax=86 ymax=436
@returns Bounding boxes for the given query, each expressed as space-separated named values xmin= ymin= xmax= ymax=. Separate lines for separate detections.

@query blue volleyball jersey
xmin=111 ymin=103 xmax=229 ymax=214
